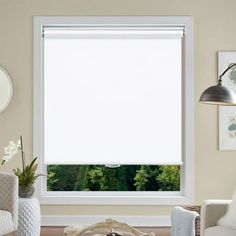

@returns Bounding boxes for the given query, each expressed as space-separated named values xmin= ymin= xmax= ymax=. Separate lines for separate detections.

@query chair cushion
xmin=0 ymin=210 xmax=14 ymax=235
xmin=204 ymin=226 xmax=236 ymax=236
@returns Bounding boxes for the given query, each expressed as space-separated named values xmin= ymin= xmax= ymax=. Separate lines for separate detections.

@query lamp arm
xmin=219 ymin=63 xmax=236 ymax=81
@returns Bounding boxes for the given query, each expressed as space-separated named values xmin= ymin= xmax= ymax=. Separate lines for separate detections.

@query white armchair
xmin=201 ymin=200 xmax=236 ymax=236
xmin=0 ymin=172 xmax=18 ymax=235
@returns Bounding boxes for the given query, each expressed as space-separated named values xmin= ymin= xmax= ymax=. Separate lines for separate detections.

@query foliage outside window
xmin=47 ymin=165 xmax=180 ymax=191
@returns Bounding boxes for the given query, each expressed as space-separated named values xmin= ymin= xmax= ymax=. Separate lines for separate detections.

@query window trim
xmin=34 ymin=16 xmax=193 ymax=205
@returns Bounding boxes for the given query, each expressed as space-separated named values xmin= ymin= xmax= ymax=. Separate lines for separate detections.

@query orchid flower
xmin=2 ymin=139 xmax=21 ymax=165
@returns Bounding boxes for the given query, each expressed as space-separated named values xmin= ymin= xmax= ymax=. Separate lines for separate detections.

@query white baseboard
xmin=41 ymin=215 xmax=171 ymax=227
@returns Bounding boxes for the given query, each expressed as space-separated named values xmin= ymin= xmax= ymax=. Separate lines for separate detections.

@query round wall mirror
xmin=0 ymin=66 xmax=13 ymax=112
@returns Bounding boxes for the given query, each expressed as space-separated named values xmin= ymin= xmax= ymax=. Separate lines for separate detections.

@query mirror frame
xmin=0 ymin=66 xmax=13 ymax=113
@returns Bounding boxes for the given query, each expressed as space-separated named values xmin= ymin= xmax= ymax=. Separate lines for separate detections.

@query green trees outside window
xmin=47 ymin=165 xmax=180 ymax=191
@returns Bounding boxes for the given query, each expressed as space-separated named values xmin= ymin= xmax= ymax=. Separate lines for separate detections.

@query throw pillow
xmin=217 ymin=190 xmax=236 ymax=229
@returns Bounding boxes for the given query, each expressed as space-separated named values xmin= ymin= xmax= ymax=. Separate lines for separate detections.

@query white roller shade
xmin=43 ymin=27 xmax=183 ymax=165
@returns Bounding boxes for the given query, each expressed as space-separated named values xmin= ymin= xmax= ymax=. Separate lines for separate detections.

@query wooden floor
xmin=40 ymin=227 xmax=171 ymax=236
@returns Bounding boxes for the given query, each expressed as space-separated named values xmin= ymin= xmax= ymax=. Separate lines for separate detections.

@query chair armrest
xmin=0 ymin=172 xmax=18 ymax=231
xmin=201 ymin=200 xmax=231 ymax=235
xmin=171 ymin=206 xmax=200 ymax=236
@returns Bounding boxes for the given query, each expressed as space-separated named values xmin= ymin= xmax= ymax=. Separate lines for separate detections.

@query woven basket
xmin=183 ymin=205 xmax=201 ymax=236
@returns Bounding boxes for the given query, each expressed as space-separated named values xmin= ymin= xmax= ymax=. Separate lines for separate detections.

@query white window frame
xmin=34 ymin=16 xmax=193 ymax=205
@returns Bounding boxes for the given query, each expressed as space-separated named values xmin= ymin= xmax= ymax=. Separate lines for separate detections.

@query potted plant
xmin=1 ymin=136 xmax=43 ymax=198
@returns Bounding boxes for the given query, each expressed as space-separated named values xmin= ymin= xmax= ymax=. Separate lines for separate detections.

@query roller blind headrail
xmin=43 ymin=26 xmax=184 ymax=39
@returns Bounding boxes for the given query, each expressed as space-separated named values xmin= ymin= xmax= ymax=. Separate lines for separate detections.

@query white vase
xmin=16 ymin=197 xmax=41 ymax=236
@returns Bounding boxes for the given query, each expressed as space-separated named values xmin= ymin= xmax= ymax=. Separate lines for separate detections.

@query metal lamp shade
xmin=199 ymin=84 xmax=236 ymax=105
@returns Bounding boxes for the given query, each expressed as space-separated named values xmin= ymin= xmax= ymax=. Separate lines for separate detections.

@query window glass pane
xmin=47 ymin=165 xmax=180 ymax=191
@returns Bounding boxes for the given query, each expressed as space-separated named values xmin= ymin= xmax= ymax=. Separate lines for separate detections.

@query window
xmin=34 ymin=17 xmax=193 ymax=205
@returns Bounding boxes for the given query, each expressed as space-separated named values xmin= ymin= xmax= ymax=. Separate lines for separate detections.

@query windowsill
xmin=36 ymin=188 xmax=193 ymax=205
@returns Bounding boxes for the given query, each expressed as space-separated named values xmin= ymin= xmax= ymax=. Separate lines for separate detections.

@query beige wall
xmin=0 ymin=0 xmax=236 ymax=216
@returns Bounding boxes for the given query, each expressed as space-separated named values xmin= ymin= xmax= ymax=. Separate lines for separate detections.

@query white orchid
xmin=2 ymin=139 xmax=21 ymax=164
xmin=1 ymin=136 xmax=43 ymax=194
